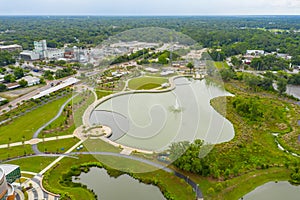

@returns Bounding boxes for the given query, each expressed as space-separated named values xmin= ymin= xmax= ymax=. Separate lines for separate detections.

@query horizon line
xmin=0 ymin=14 xmax=300 ymax=17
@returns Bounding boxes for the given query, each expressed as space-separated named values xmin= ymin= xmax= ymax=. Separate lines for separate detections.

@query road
xmin=0 ymin=76 xmax=75 ymax=114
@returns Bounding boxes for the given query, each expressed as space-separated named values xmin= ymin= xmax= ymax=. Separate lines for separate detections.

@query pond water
xmin=90 ymin=77 xmax=235 ymax=151
xmin=73 ymin=167 xmax=166 ymax=200
xmin=287 ymin=85 xmax=300 ymax=100
xmin=243 ymin=181 xmax=300 ymax=200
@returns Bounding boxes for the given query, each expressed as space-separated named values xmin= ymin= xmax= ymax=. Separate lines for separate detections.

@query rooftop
xmin=0 ymin=164 xmax=19 ymax=176
xmin=0 ymin=44 xmax=22 ymax=49
xmin=0 ymin=167 xmax=4 ymax=178
xmin=0 ymin=97 xmax=7 ymax=102
xmin=22 ymin=76 xmax=40 ymax=82
xmin=32 ymin=77 xmax=80 ymax=99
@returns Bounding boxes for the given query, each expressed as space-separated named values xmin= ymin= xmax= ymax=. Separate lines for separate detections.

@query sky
xmin=0 ymin=0 xmax=300 ymax=15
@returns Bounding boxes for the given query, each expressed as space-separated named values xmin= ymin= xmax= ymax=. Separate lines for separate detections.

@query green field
xmin=38 ymin=137 xmax=79 ymax=154
xmin=0 ymin=145 xmax=34 ymax=161
xmin=0 ymin=95 xmax=72 ymax=144
xmin=195 ymin=77 xmax=298 ymax=199
xmin=95 ymin=90 xmax=113 ymax=100
xmin=214 ymin=61 xmax=230 ymax=69
xmin=82 ymin=139 xmax=122 ymax=153
xmin=73 ymin=91 xmax=96 ymax=126
xmin=6 ymin=156 xmax=57 ymax=173
xmin=128 ymin=76 xmax=168 ymax=90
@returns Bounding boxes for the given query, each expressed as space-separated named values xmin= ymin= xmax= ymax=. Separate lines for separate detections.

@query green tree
xmin=220 ymin=68 xmax=236 ymax=81
xmin=0 ymin=51 xmax=15 ymax=66
xmin=158 ymin=55 xmax=168 ymax=65
xmin=277 ymin=78 xmax=287 ymax=95
xmin=0 ymin=83 xmax=7 ymax=92
xmin=18 ymin=79 xmax=28 ymax=88
xmin=231 ymin=56 xmax=242 ymax=67
xmin=13 ymin=67 xmax=24 ymax=79
xmin=186 ymin=62 xmax=194 ymax=74
xmin=4 ymin=74 xmax=15 ymax=83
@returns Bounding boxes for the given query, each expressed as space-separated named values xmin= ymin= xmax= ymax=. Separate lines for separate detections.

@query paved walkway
xmin=82 ymin=75 xmax=181 ymax=127
xmin=21 ymin=171 xmax=38 ymax=176
xmin=22 ymin=175 xmax=59 ymax=200
xmin=39 ymin=140 xmax=85 ymax=175
xmin=32 ymin=95 xmax=77 ymax=155
xmin=0 ymin=135 xmax=74 ymax=149
xmin=33 ymin=95 xmax=77 ymax=139
xmin=0 ymin=77 xmax=205 ymax=199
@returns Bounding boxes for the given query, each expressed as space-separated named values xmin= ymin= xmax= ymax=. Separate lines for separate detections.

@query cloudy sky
xmin=0 ymin=0 xmax=300 ymax=15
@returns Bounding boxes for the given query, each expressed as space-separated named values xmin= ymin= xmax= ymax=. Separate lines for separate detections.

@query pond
xmin=287 ymin=85 xmax=300 ymax=100
xmin=73 ymin=167 xmax=166 ymax=200
xmin=243 ymin=181 xmax=300 ymax=200
xmin=90 ymin=77 xmax=235 ymax=151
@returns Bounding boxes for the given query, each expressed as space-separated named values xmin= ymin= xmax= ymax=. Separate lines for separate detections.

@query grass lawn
xmin=73 ymin=91 xmax=95 ymax=126
xmin=43 ymin=125 xmax=76 ymax=139
xmin=41 ymin=92 xmax=95 ymax=138
xmin=95 ymin=90 xmax=113 ymax=100
xmin=214 ymin=61 xmax=230 ymax=69
xmin=6 ymin=156 xmax=57 ymax=173
xmin=128 ymin=76 xmax=168 ymax=90
xmin=81 ymin=138 xmax=122 ymax=153
xmin=190 ymin=168 xmax=290 ymax=200
xmin=0 ymin=95 xmax=72 ymax=144
xmin=137 ymin=83 xmax=161 ymax=90
xmin=38 ymin=137 xmax=79 ymax=154
xmin=0 ymin=145 xmax=34 ymax=161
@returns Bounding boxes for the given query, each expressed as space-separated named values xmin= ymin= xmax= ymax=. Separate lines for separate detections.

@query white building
xmin=0 ymin=97 xmax=7 ymax=102
xmin=145 ymin=67 xmax=159 ymax=73
xmin=0 ymin=44 xmax=22 ymax=52
xmin=46 ymin=48 xmax=64 ymax=60
xmin=32 ymin=77 xmax=80 ymax=99
xmin=0 ymin=74 xmax=4 ymax=83
xmin=21 ymin=76 xmax=40 ymax=86
xmin=246 ymin=50 xmax=265 ymax=56
xmin=161 ymin=70 xmax=175 ymax=76
xmin=20 ymin=40 xmax=64 ymax=60
xmin=20 ymin=51 xmax=40 ymax=61
xmin=34 ymin=40 xmax=48 ymax=59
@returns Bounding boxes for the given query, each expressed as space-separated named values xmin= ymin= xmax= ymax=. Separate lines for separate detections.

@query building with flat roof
xmin=0 ymin=165 xmax=21 ymax=200
xmin=0 ymin=97 xmax=7 ymax=102
xmin=32 ymin=77 xmax=80 ymax=99
xmin=21 ymin=40 xmax=65 ymax=60
xmin=0 ymin=44 xmax=22 ymax=52
xmin=20 ymin=51 xmax=40 ymax=61
xmin=5 ymin=83 xmax=20 ymax=90
xmin=34 ymin=40 xmax=47 ymax=59
xmin=246 ymin=50 xmax=265 ymax=56
xmin=21 ymin=76 xmax=40 ymax=86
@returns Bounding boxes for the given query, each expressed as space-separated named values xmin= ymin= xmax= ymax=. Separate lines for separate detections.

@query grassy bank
xmin=128 ymin=76 xmax=168 ymax=90
xmin=0 ymin=95 xmax=72 ymax=144
xmin=43 ymin=154 xmax=196 ymax=200
xmin=194 ymin=77 xmax=299 ymax=199
xmin=38 ymin=137 xmax=79 ymax=154
xmin=6 ymin=156 xmax=57 ymax=173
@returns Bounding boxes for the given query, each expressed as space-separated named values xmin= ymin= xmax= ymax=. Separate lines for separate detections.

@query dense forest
xmin=0 ymin=16 xmax=300 ymax=57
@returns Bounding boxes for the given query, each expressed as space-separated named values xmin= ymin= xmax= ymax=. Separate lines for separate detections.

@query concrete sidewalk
xmin=0 ymin=135 xmax=74 ymax=149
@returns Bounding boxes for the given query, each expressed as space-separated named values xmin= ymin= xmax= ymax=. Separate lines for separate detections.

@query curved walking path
xmin=33 ymin=95 xmax=77 ymax=139
xmin=82 ymin=75 xmax=182 ymax=127
xmin=2 ymin=76 xmax=204 ymax=199
xmin=32 ymin=95 xmax=78 ymax=154
xmin=70 ymin=151 xmax=173 ymax=173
